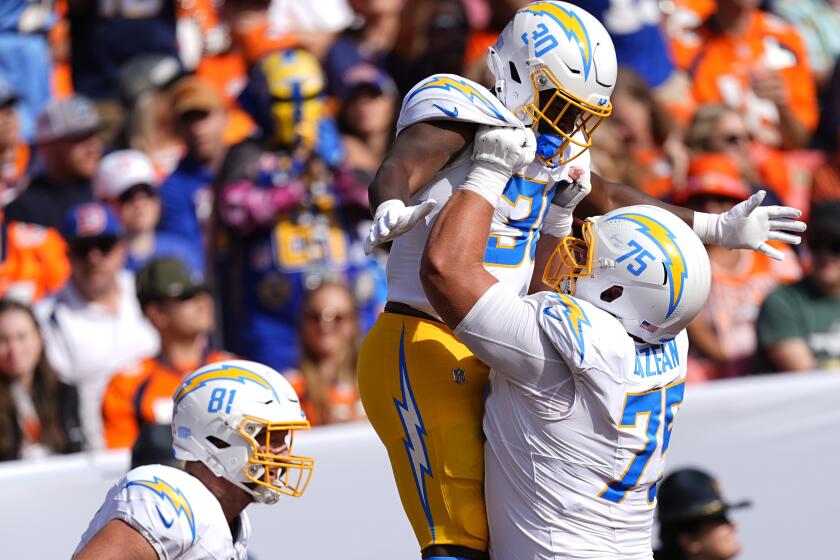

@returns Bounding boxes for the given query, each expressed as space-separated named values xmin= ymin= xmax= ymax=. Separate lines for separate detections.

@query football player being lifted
xmin=73 ymin=360 xmax=314 ymax=560
xmin=358 ymin=2 xmax=805 ymax=559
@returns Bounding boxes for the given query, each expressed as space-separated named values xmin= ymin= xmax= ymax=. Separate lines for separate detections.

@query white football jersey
xmin=387 ymin=73 xmax=590 ymax=319
xmin=455 ymin=283 xmax=689 ymax=560
xmin=74 ymin=465 xmax=250 ymax=560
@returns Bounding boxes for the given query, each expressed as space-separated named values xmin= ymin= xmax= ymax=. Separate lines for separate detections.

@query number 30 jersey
xmin=75 ymin=465 xmax=250 ymax=560
xmin=454 ymin=282 xmax=689 ymax=560
xmin=386 ymin=74 xmax=590 ymax=319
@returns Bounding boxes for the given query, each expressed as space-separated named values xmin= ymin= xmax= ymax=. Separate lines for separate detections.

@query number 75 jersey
xmin=460 ymin=288 xmax=689 ymax=558
xmin=386 ymin=73 xmax=590 ymax=319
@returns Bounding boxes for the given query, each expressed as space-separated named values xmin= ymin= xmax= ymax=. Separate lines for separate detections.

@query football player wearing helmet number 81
xmin=73 ymin=360 xmax=314 ymax=560
xmin=358 ymin=2 xmax=805 ymax=559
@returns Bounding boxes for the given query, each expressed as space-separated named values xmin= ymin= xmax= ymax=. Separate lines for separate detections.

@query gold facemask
xmin=543 ymin=220 xmax=596 ymax=295
xmin=238 ymin=416 xmax=314 ymax=497
xmin=523 ymin=68 xmax=612 ymax=166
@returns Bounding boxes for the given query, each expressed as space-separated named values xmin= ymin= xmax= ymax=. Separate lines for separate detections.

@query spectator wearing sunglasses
xmin=157 ymin=76 xmax=229 ymax=278
xmin=34 ymin=202 xmax=159 ymax=449
xmin=683 ymin=104 xmax=789 ymax=207
xmin=5 ymin=96 xmax=104 ymax=232
xmin=756 ymin=200 xmax=840 ymax=373
xmin=283 ymin=281 xmax=364 ymax=426
xmin=93 ymin=150 xmax=200 ymax=276
xmin=102 ymin=256 xmax=230 ymax=449
xmin=654 ymin=468 xmax=750 ymax=560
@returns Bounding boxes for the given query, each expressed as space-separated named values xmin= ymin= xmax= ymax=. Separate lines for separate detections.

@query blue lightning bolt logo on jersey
xmin=173 ymin=363 xmax=279 ymax=404
xmin=520 ymin=2 xmax=593 ymax=79
xmin=544 ymin=292 xmax=591 ymax=364
xmin=407 ymin=76 xmax=506 ymax=122
xmin=126 ymin=477 xmax=197 ymax=543
xmin=393 ymin=325 xmax=434 ymax=539
xmin=608 ymin=213 xmax=688 ymax=319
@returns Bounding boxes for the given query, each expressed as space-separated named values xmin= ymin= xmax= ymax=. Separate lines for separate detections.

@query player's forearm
xmin=421 ymin=191 xmax=498 ymax=329
xmin=368 ymin=157 xmax=412 ymax=215
xmin=578 ymin=172 xmax=695 ymax=226
xmin=529 ymin=233 xmax=560 ymax=294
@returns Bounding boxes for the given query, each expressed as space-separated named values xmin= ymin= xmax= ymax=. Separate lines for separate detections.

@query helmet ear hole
xmin=600 ymin=285 xmax=623 ymax=303
xmin=206 ymin=436 xmax=231 ymax=449
xmin=509 ymin=61 xmax=522 ymax=84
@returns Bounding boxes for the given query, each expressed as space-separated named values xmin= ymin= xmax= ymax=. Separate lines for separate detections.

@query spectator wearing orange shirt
xmin=678 ymin=154 xmax=802 ymax=381
xmin=101 ymin=257 xmax=230 ymax=449
xmin=681 ymin=0 xmax=817 ymax=150
xmin=603 ymin=67 xmax=688 ymax=200
xmin=284 ymin=281 xmax=364 ymax=426
xmin=683 ymin=104 xmax=791 ymax=207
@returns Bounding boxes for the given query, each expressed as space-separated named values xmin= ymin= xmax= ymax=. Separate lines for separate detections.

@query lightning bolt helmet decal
xmin=607 ymin=213 xmax=689 ymax=319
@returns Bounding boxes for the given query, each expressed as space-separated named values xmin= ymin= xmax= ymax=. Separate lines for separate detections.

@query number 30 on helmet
xmin=544 ymin=205 xmax=712 ymax=344
xmin=171 ymin=359 xmax=314 ymax=504
xmin=487 ymin=1 xmax=617 ymax=166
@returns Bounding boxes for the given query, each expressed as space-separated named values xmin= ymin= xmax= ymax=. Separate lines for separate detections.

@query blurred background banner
xmin=0 ymin=371 xmax=838 ymax=559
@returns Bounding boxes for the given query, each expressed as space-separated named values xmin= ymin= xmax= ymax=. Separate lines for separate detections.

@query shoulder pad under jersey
xmin=538 ymin=292 xmax=635 ymax=375
xmin=396 ymin=74 xmax=520 ymax=135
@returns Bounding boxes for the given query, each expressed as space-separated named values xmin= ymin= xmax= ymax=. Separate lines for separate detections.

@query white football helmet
xmin=487 ymin=1 xmax=617 ymax=166
xmin=544 ymin=205 xmax=711 ymax=343
xmin=171 ymin=359 xmax=314 ymax=504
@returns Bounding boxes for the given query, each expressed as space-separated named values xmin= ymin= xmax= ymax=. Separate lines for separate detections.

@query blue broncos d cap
xmin=62 ymin=202 xmax=124 ymax=242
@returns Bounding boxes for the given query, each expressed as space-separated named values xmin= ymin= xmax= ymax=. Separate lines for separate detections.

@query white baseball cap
xmin=93 ymin=150 xmax=157 ymax=200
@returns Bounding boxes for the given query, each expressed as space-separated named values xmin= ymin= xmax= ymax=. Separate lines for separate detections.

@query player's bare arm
xmin=422 ymin=125 xmax=535 ymax=328
xmin=422 ymin=190 xmax=499 ymax=328
xmin=73 ymin=519 xmax=157 ymax=560
xmin=580 ymin=172 xmax=807 ymax=260
xmin=364 ymin=120 xmax=476 ymax=253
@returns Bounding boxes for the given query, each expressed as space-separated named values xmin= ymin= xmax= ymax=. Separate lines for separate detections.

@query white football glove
xmin=692 ymin=190 xmax=807 ymax=260
xmin=460 ymin=125 xmax=537 ymax=205
xmin=364 ymin=198 xmax=437 ymax=254
xmin=543 ymin=167 xmax=591 ymax=238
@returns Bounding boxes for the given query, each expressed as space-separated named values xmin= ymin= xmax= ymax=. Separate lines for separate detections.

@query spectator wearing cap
xmin=5 ymin=96 xmax=104 ymax=232
xmin=655 ymin=468 xmax=750 ymax=560
xmin=94 ymin=150 xmax=199 ymax=276
xmin=756 ymin=200 xmax=840 ymax=373
xmin=157 ymin=76 xmax=229 ymax=275
xmin=0 ymin=79 xmax=30 ymax=198
xmin=679 ymin=154 xmax=801 ymax=381
xmin=102 ymin=256 xmax=230 ymax=450
xmin=215 ymin=48 xmax=386 ymax=372
xmin=337 ymin=64 xmax=399 ymax=182
xmin=34 ymin=202 xmax=159 ymax=449
xmin=118 ymin=55 xmax=186 ymax=179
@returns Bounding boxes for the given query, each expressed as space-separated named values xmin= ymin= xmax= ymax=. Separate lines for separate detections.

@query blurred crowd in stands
xmin=0 ymin=0 xmax=838 ymax=462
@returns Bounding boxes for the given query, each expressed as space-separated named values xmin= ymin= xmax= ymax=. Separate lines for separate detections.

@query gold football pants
xmin=357 ymin=312 xmax=490 ymax=551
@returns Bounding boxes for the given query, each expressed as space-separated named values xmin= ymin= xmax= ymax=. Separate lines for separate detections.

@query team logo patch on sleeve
xmin=407 ymin=76 xmax=507 ymax=122
xmin=544 ymin=293 xmax=591 ymax=364
xmin=125 ymin=477 xmax=197 ymax=543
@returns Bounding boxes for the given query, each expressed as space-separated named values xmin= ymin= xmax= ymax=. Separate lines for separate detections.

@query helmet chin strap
xmin=536 ymin=132 xmax=565 ymax=167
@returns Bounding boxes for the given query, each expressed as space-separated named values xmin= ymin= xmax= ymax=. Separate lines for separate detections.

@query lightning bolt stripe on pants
xmin=393 ymin=325 xmax=435 ymax=540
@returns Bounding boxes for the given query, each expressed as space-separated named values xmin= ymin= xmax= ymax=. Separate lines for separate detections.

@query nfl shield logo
xmin=452 ymin=367 xmax=466 ymax=385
